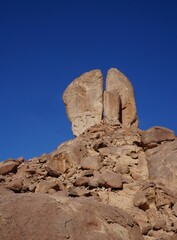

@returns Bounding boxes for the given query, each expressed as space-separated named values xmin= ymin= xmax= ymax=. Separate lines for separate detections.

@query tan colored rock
xmin=173 ymin=202 xmax=177 ymax=216
xmin=74 ymin=176 xmax=89 ymax=187
xmin=35 ymin=180 xmax=59 ymax=193
xmin=63 ymin=69 xmax=103 ymax=136
xmin=89 ymin=175 xmax=105 ymax=188
xmin=104 ymin=90 xmax=121 ymax=125
xmin=170 ymin=234 xmax=177 ymax=240
xmin=141 ymin=126 xmax=175 ymax=148
xmin=101 ymin=170 xmax=123 ymax=189
xmin=106 ymin=68 xmax=138 ymax=129
xmin=133 ymin=189 xmax=149 ymax=210
xmin=45 ymin=165 xmax=61 ymax=177
xmin=0 ymin=159 xmax=20 ymax=175
xmin=136 ymin=151 xmax=149 ymax=181
xmin=0 ymin=193 xmax=143 ymax=240
xmin=146 ymin=140 xmax=177 ymax=190
xmin=46 ymin=139 xmax=87 ymax=173
xmin=6 ymin=178 xmax=23 ymax=192
xmin=80 ymin=155 xmax=101 ymax=170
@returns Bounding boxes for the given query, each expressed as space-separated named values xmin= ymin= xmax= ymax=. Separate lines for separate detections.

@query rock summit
xmin=63 ymin=68 xmax=138 ymax=136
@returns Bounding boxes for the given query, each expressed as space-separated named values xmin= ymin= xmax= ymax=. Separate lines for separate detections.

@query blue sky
xmin=1 ymin=0 xmax=177 ymax=161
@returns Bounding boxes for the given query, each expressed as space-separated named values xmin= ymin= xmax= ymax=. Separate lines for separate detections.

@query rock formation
xmin=0 ymin=68 xmax=177 ymax=240
xmin=105 ymin=68 xmax=138 ymax=129
xmin=63 ymin=68 xmax=138 ymax=136
xmin=63 ymin=70 xmax=103 ymax=136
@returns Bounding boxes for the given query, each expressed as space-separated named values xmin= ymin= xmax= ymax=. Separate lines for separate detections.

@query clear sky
xmin=1 ymin=0 xmax=177 ymax=161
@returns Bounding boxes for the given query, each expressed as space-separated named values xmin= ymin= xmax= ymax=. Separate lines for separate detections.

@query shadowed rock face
xmin=104 ymin=90 xmax=121 ymax=125
xmin=63 ymin=68 xmax=138 ymax=136
xmin=63 ymin=70 xmax=103 ymax=136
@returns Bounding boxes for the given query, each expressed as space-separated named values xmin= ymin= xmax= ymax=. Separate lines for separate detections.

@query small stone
xmin=101 ymin=171 xmax=123 ymax=189
xmin=80 ymin=156 xmax=101 ymax=170
xmin=7 ymin=178 xmax=23 ymax=193
xmin=173 ymin=203 xmax=177 ymax=216
xmin=68 ymin=187 xmax=79 ymax=197
xmin=45 ymin=165 xmax=61 ymax=177
xmin=35 ymin=180 xmax=59 ymax=193
xmin=74 ymin=176 xmax=89 ymax=187
xmin=82 ymin=169 xmax=94 ymax=177
xmin=89 ymin=175 xmax=105 ymax=188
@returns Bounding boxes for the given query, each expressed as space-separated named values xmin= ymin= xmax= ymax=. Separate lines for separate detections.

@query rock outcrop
xmin=105 ymin=68 xmax=138 ymax=129
xmin=1 ymin=68 xmax=177 ymax=240
xmin=63 ymin=68 xmax=138 ymax=136
xmin=63 ymin=70 xmax=103 ymax=136
xmin=0 ymin=193 xmax=143 ymax=240
xmin=1 ymin=123 xmax=177 ymax=239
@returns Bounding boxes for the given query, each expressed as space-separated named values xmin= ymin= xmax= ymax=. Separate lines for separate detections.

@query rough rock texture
xmin=1 ymin=122 xmax=177 ymax=239
xmin=0 ymin=158 xmax=22 ymax=175
xmin=141 ymin=126 xmax=175 ymax=148
xmin=63 ymin=70 xmax=103 ymax=136
xmin=0 ymin=193 xmax=143 ymax=240
xmin=106 ymin=68 xmax=138 ymax=129
xmin=63 ymin=68 xmax=138 ymax=136
xmin=46 ymin=139 xmax=87 ymax=174
xmin=146 ymin=140 xmax=177 ymax=190
xmin=104 ymin=90 xmax=121 ymax=125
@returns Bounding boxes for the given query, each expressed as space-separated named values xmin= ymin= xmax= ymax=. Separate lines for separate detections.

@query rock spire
xmin=63 ymin=68 xmax=138 ymax=136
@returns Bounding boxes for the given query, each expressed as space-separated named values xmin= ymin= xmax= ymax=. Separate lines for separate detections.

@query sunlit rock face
xmin=1 ymin=70 xmax=177 ymax=239
xmin=105 ymin=68 xmax=138 ymax=129
xmin=63 ymin=67 xmax=138 ymax=136
xmin=63 ymin=69 xmax=103 ymax=136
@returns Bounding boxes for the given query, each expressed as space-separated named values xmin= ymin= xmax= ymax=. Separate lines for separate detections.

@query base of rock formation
xmin=0 ymin=123 xmax=177 ymax=240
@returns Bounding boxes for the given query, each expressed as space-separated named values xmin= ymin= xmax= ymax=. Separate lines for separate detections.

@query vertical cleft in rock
xmin=63 ymin=67 xmax=139 ymax=136
xmin=105 ymin=68 xmax=138 ymax=129
xmin=63 ymin=70 xmax=103 ymax=136
xmin=104 ymin=90 xmax=121 ymax=125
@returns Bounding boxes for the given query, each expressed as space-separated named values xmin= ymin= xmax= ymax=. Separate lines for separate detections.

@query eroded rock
xmin=63 ymin=69 xmax=103 ymax=136
xmin=46 ymin=139 xmax=87 ymax=173
xmin=0 ymin=159 xmax=21 ymax=175
xmin=141 ymin=126 xmax=175 ymax=148
xmin=105 ymin=68 xmax=138 ymax=129
xmin=63 ymin=68 xmax=139 ymax=136
xmin=0 ymin=193 xmax=143 ymax=240
xmin=104 ymin=90 xmax=121 ymax=125
xmin=146 ymin=140 xmax=177 ymax=190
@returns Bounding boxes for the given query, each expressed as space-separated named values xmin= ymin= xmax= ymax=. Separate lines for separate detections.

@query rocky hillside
xmin=0 ymin=68 xmax=177 ymax=240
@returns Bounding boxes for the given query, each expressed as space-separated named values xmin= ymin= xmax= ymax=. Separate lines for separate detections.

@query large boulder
xmin=0 ymin=193 xmax=143 ymax=240
xmin=0 ymin=159 xmax=21 ymax=175
xmin=141 ymin=126 xmax=175 ymax=148
xmin=145 ymin=140 xmax=177 ymax=190
xmin=105 ymin=68 xmax=138 ymax=129
xmin=46 ymin=139 xmax=87 ymax=174
xmin=63 ymin=70 xmax=103 ymax=136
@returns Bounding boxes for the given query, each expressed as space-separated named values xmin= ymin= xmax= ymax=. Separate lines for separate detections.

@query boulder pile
xmin=0 ymin=68 xmax=177 ymax=240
